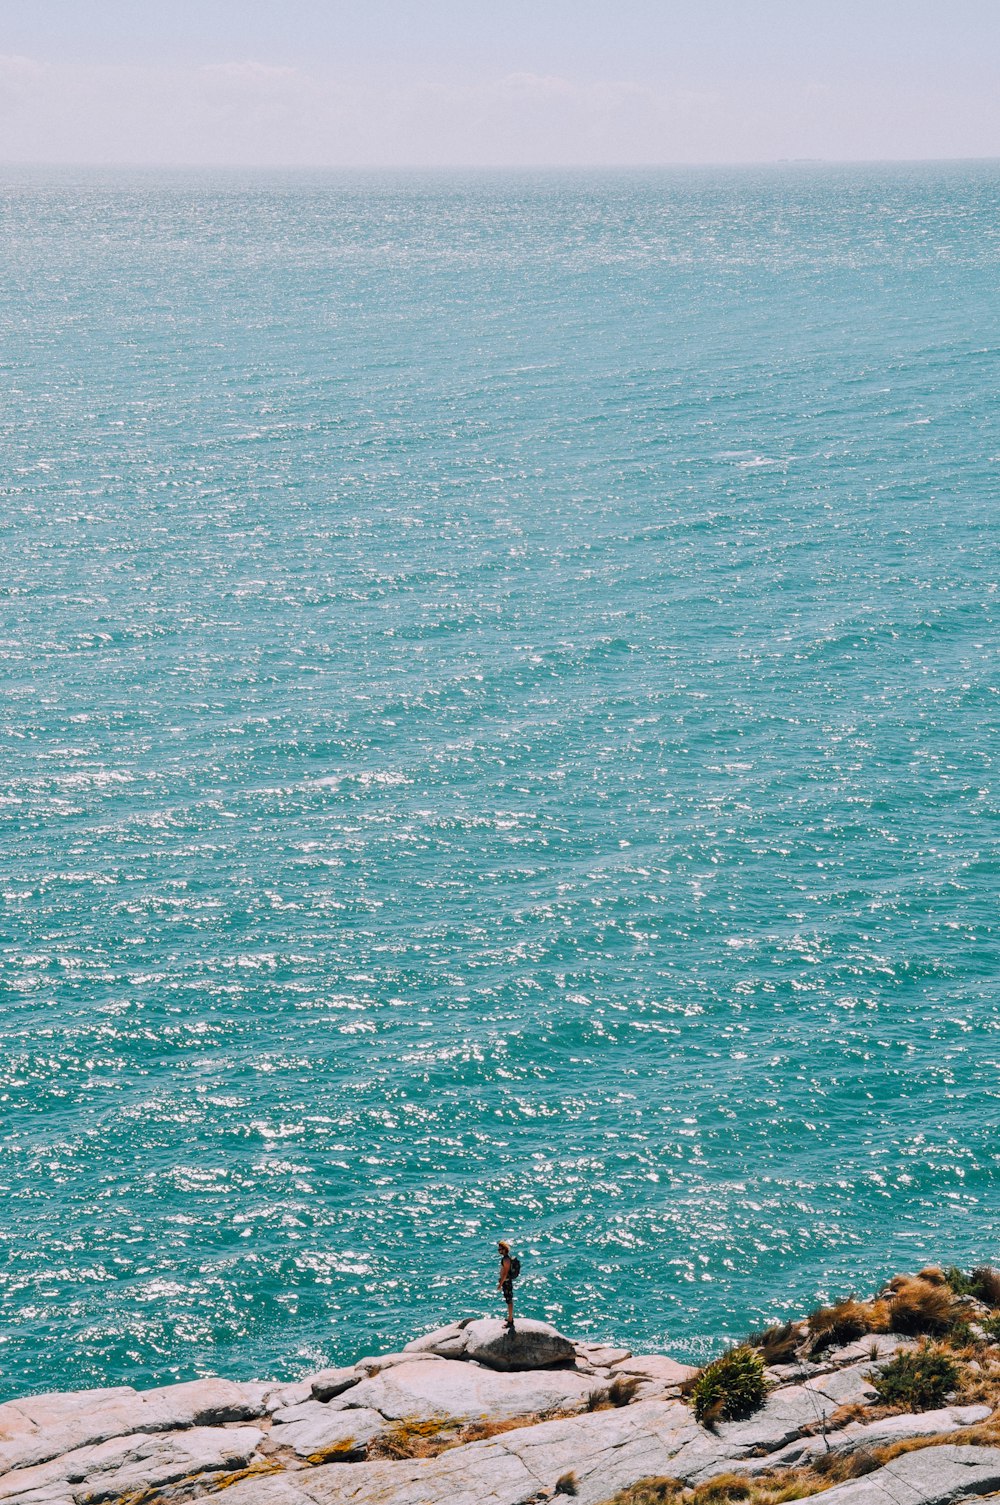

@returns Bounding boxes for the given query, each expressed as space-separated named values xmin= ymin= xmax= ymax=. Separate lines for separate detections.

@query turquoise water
xmin=1 ymin=164 xmax=997 ymax=1402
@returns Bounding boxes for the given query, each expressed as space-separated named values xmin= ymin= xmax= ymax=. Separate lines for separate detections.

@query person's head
xmin=498 ymin=1240 xmax=510 ymax=1256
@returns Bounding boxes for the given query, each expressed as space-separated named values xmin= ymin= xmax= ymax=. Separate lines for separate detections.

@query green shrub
xmin=943 ymin=1266 xmax=976 ymax=1297
xmin=691 ymin=1346 xmax=767 ymax=1425
xmin=868 ymin=1346 xmax=958 ymax=1411
xmin=940 ymin=1264 xmax=1000 ymax=1307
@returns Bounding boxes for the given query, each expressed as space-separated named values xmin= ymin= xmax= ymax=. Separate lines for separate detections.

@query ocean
xmin=0 ymin=163 xmax=997 ymax=1401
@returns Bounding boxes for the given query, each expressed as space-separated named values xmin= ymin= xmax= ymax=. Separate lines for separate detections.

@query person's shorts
xmin=501 ymin=1278 xmax=513 ymax=1302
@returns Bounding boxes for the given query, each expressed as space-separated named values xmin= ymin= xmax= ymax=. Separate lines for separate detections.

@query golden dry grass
xmin=207 ymin=1460 xmax=285 ymax=1493
xmin=749 ymin=1323 xmax=804 ymax=1367
xmin=886 ymin=1278 xmax=957 ymax=1337
xmin=807 ymin=1299 xmax=886 ymax=1352
xmin=599 ymin=1454 xmax=878 ymax=1505
xmin=971 ymin=1266 xmax=1000 ymax=1308
xmin=365 ymin=1410 xmax=561 ymax=1460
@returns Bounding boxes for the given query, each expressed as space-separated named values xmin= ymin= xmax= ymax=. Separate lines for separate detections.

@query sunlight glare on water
xmin=0 ymin=163 xmax=997 ymax=1399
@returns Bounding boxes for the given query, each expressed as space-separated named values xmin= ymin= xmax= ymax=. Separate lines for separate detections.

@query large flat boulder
xmin=270 ymin=1402 xmax=385 ymax=1462
xmin=766 ymin=1405 xmax=993 ymax=1468
xmin=710 ymin=1380 xmax=839 ymax=1457
xmin=0 ymin=1391 xmax=138 ymax=1444
xmin=403 ymin=1322 xmax=474 ymax=1360
xmin=333 ymin=1357 xmax=595 ymax=1423
xmin=308 ymin=1368 xmax=360 ymax=1404
xmin=0 ymin=1424 xmax=264 ymax=1505
xmin=575 ymin=1344 xmax=632 ymax=1369
xmin=198 ymin=1398 xmax=700 ymax=1505
xmin=0 ymin=1379 xmax=266 ymax=1475
xmin=815 ymin=1444 xmax=1000 ymax=1505
xmin=462 ymin=1318 xmax=575 ymax=1372
xmin=608 ymin=1355 xmax=699 ymax=1387
xmin=806 ymin=1360 xmax=879 ymax=1407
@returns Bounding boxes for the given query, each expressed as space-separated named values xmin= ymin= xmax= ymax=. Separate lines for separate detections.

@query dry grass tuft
xmin=971 ymin=1266 xmax=1000 ymax=1309
xmin=587 ymin=1375 xmax=642 ymax=1411
xmin=610 ymin=1375 xmax=643 ymax=1407
xmin=886 ymin=1277 xmax=957 ymax=1337
xmin=807 ymin=1299 xmax=886 ymax=1353
xmin=367 ymin=1417 xmax=454 ymax=1460
xmin=748 ymin=1323 xmax=804 ymax=1367
xmin=456 ymin=1415 xmax=548 ymax=1446
xmin=915 ymin=1266 xmax=948 ymax=1286
xmin=556 ymin=1472 xmax=580 ymax=1496
xmin=953 ymin=1350 xmax=1000 ymax=1410
xmin=828 ymin=1401 xmax=891 ymax=1428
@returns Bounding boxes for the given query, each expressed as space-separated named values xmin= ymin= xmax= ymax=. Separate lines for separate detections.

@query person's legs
xmin=502 ymin=1278 xmax=515 ymax=1329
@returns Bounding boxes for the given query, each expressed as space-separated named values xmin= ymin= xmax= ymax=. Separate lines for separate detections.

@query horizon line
xmin=2 ymin=154 xmax=1000 ymax=173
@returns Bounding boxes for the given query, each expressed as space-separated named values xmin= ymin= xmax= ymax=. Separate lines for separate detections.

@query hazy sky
xmin=3 ymin=0 xmax=1000 ymax=167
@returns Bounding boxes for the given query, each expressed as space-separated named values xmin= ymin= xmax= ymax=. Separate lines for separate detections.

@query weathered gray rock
xmin=462 ymin=1319 xmax=575 ymax=1372
xmin=608 ymin=1355 xmax=698 ymax=1388
xmin=823 ymin=1335 xmax=916 ymax=1367
xmin=261 ymin=1381 xmax=314 ymax=1414
xmin=764 ymin=1404 xmax=992 ymax=1468
xmin=0 ymin=1392 xmax=138 ymax=1445
xmin=308 ymin=1368 xmax=361 ymax=1403
xmin=814 ymin=1444 xmax=1000 ymax=1505
xmin=199 ymin=1398 xmax=700 ymax=1505
xmin=354 ymin=1352 xmax=442 ymax=1378
xmin=270 ymin=1403 xmax=385 ymax=1462
xmin=575 ymin=1344 xmax=632 ymax=1368
xmin=0 ymin=1379 xmax=266 ymax=1475
xmin=807 ymin=1361 xmax=879 ymax=1407
xmin=334 ymin=1357 xmax=595 ymax=1423
xmin=403 ymin=1322 xmax=473 ymax=1360
xmin=0 ymin=1425 xmax=264 ymax=1505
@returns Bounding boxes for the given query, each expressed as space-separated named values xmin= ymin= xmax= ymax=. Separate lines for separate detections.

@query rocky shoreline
xmin=2 ymin=1267 xmax=999 ymax=1505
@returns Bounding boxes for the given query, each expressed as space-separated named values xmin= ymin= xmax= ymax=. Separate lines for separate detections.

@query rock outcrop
xmin=402 ymin=1317 xmax=575 ymax=1371
xmin=330 ymin=1356 xmax=595 ymax=1423
xmin=0 ymin=1309 xmax=998 ymax=1505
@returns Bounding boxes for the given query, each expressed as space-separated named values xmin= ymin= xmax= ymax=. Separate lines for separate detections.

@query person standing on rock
xmin=497 ymin=1240 xmax=519 ymax=1331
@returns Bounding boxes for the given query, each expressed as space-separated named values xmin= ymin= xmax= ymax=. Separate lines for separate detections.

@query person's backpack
xmin=509 ymin=1255 xmax=521 ymax=1281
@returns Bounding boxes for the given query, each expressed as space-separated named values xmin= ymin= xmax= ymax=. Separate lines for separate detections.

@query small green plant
xmin=981 ymin=1313 xmax=1000 ymax=1342
xmin=868 ymin=1345 xmax=958 ymax=1411
xmin=943 ymin=1266 xmax=976 ymax=1297
xmin=691 ymin=1346 xmax=767 ymax=1426
xmin=939 ymin=1264 xmax=1000 ymax=1307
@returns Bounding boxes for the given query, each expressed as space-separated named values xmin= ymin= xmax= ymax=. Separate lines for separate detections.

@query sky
xmin=2 ymin=0 xmax=1000 ymax=167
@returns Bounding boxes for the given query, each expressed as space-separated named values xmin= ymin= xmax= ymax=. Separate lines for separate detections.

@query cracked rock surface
xmin=0 ymin=1322 xmax=997 ymax=1505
